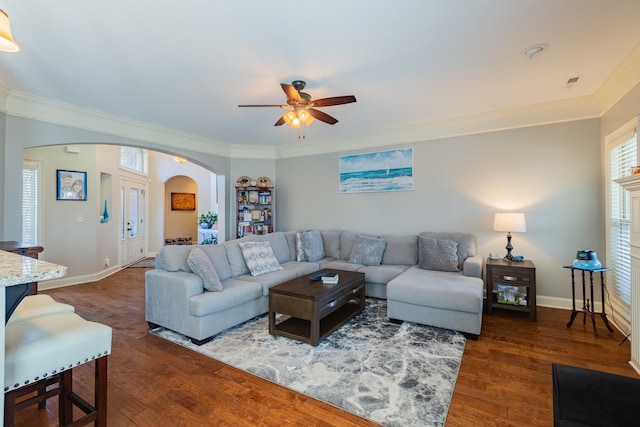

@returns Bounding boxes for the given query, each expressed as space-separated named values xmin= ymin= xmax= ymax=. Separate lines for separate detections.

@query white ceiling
xmin=1 ymin=1 xmax=640 ymax=151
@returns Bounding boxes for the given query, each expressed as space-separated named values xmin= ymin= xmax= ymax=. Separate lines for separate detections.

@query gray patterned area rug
xmin=151 ymin=298 xmax=465 ymax=427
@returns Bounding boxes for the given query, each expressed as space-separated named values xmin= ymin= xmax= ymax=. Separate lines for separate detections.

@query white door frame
xmin=119 ymin=173 xmax=149 ymax=266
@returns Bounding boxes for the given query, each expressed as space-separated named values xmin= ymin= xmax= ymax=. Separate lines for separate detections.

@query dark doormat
xmin=552 ymin=363 xmax=640 ymax=426
xmin=127 ymin=258 xmax=155 ymax=268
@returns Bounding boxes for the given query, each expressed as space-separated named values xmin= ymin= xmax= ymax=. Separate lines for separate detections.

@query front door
xmin=120 ymin=177 xmax=148 ymax=266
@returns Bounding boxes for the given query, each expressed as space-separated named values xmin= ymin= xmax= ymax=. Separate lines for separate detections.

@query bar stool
xmin=4 ymin=312 xmax=112 ymax=427
xmin=6 ymin=294 xmax=76 ymax=412
xmin=7 ymin=294 xmax=74 ymax=325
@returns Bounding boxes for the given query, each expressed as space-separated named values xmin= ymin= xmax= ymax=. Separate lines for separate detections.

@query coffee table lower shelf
xmin=272 ymin=302 xmax=362 ymax=346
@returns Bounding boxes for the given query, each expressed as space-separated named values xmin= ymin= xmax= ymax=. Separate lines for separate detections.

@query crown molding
xmin=0 ymin=85 xmax=9 ymax=113
xmin=276 ymin=95 xmax=602 ymax=159
xmin=229 ymin=144 xmax=278 ymax=160
xmin=4 ymin=90 xmax=234 ymax=158
xmin=4 ymin=41 xmax=640 ymax=161
xmin=595 ymin=42 xmax=640 ymax=115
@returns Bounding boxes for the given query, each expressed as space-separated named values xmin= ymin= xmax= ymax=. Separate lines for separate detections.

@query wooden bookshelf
xmin=236 ymin=185 xmax=274 ymax=238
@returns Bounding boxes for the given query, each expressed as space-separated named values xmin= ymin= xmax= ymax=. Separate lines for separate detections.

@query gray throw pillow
xmin=302 ymin=230 xmax=325 ymax=262
xmin=238 ymin=241 xmax=283 ymax=276
xmin=349 ymin=235 xmax=387 ymax=266
xmin=418 ymin=236 xmax=460 ymax=272
xmin=187 ymin=248 xmax=223 ymax=292
xmin=160 ymin=245 xmax=193 ymax=272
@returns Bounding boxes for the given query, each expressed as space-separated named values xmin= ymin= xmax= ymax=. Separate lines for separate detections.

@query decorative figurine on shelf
xmin=238 ymin=191 xmax=248 ymax=204
xmin=236 ymin=176 xmax=251 ymax=187
xmin=256 ymin=176 xmax=272 ymax=188
xmin=100 ymin=200 xmax=109 ymax=223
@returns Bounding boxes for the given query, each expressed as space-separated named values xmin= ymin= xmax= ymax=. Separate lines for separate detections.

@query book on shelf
xmin=237 ymin=222 xmax=253 ymax=238
xmin=321 ymin=274 xmax=339 ymax=284
xmin=258 ymin=191 xmax=272 ymax=204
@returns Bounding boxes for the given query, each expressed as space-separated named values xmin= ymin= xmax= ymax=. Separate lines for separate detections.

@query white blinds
xmin=608 ymin=128 xmax=637 ymax=323
xmin=22 ymin=162 xmax=39 ymax=246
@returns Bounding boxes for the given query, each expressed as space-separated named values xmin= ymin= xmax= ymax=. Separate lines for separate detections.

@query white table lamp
xmin=493 ymin=212 xmax=527 ymax=261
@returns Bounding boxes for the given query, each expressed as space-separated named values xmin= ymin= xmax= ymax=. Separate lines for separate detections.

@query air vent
xmin=566 ymin=76 xmax=580 ymax=88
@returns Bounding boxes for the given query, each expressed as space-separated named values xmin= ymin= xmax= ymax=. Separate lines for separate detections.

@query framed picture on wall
xmin=171 ymin=192 xmax=196 ymax=210
xmin=57 ymin=169 xmax=87 ymax=201
xmin=339 ymin=147 xmax=414 ymax=193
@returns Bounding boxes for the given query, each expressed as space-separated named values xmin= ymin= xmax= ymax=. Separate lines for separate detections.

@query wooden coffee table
xmin=268 ymin=269 xmax=365 ymax=346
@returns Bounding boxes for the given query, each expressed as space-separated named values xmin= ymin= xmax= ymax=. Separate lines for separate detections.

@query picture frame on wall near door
xmin=56 ymin=169 xmax=87 ymax=201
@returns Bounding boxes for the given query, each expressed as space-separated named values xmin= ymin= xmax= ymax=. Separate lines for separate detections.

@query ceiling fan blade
xmin=280 ymin=83 xmax=302 ymax=103
xmin=307 ymin=108 xmax=338 ymax=125
xmin=274 ymin=116 xmax=285 ymax=126
xmin=238 ymin=104 xmax=288 ymax=108
xmin=312 ymin=95 xmax=357 ymax=107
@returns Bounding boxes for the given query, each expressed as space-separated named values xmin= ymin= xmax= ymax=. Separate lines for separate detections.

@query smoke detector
xmin=523 ymin=44 xmax=548 ymax=59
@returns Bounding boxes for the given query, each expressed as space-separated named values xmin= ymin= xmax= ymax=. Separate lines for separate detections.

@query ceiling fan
xmin=238 ymin=80 xmax=356 ymax=128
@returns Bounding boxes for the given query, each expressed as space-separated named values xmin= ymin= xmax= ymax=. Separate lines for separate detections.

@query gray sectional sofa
xmin=145 ymin=230 xmax=484 ymax=345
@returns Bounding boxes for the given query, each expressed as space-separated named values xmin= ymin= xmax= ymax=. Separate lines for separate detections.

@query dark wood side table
xmin=563 ymin=265 xmax=614 ymax=336
xmin=486 ymin=258 xmax=537 ymax=321
xmin=0 ymin=241 xmax=44 ymax=295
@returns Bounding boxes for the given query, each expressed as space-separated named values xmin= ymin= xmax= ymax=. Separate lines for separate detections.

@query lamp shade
xmin=0 ymin=9 xmax=19 ymax=53
xmin=493 ymin=212 xmax=527 ymax=233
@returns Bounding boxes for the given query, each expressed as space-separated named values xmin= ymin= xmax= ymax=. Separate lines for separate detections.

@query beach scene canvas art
xmin=339 ymin=148 xmax=414 ymax=193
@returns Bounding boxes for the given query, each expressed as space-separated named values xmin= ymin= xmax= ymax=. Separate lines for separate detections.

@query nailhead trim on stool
xmin=4 ymin=312 xmax=112 ymax=427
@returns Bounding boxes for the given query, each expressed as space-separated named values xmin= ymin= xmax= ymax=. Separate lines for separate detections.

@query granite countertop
xmin=0 ymin=250 xmax=67 ymax=287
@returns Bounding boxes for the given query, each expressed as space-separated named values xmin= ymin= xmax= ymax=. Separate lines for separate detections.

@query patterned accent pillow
xmin=418 ymin=237 xmax=460 ymax=272
xmin=296 ymin=232 xmax=307 ymax=262
xmin=187 ymin=248 xmax=223 ymax=292
xmin=349 ymin=235 xmax=387 ymax=266
xmin=302 ymin=230 xmax=325 ymax=262
xmin=238 ymin=241 xmax=283 ymax=276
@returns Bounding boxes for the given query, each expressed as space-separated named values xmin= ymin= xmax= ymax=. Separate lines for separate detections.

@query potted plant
xmin=198 ymin=212 xmax=218 ymax=229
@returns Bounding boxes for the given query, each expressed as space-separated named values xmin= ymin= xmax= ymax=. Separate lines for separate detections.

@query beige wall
xmin=276 ymin=119 xmax=603 ymax=307
xmin=164 ymin=175 xmax=198 ymax=241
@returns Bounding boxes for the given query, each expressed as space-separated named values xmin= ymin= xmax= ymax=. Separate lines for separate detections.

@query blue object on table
xmin=572 ymin=250 xmax=602 ymax=270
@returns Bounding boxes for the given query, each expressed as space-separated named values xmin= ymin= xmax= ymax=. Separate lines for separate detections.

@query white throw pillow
xmin=295 ymin=232 xmax=307 ymax=262
xmin=238 ymin=241 xmax=283 ymax=276
xmin=187 ymin=248 xmax=223 ymax=292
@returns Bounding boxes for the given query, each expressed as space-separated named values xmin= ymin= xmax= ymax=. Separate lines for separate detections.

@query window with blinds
xmin=22 ymin=161 xmax=40 ymax=246
xmin=606 ymin=125 xmax=637 ymax=329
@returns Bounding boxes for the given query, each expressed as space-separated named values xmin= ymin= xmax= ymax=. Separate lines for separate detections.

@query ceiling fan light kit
xmin=239 ymin=80 xmax=356 ymax=129
xmin=282 ymin=109 xmax=315 ymax=128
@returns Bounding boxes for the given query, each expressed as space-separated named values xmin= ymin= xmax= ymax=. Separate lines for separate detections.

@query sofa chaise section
xmin=387 ymin=232 xmax=484 ymax=337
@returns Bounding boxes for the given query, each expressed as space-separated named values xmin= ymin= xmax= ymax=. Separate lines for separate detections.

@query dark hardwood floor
xmin=14 ymin=265 xmax=637 ymax=426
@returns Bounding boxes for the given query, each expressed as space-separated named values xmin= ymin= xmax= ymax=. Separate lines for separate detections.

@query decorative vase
xmin=101 ymin=200 xmax=109 ymax=223
xmin=200 ymin=222 xmax=211 ymax=229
